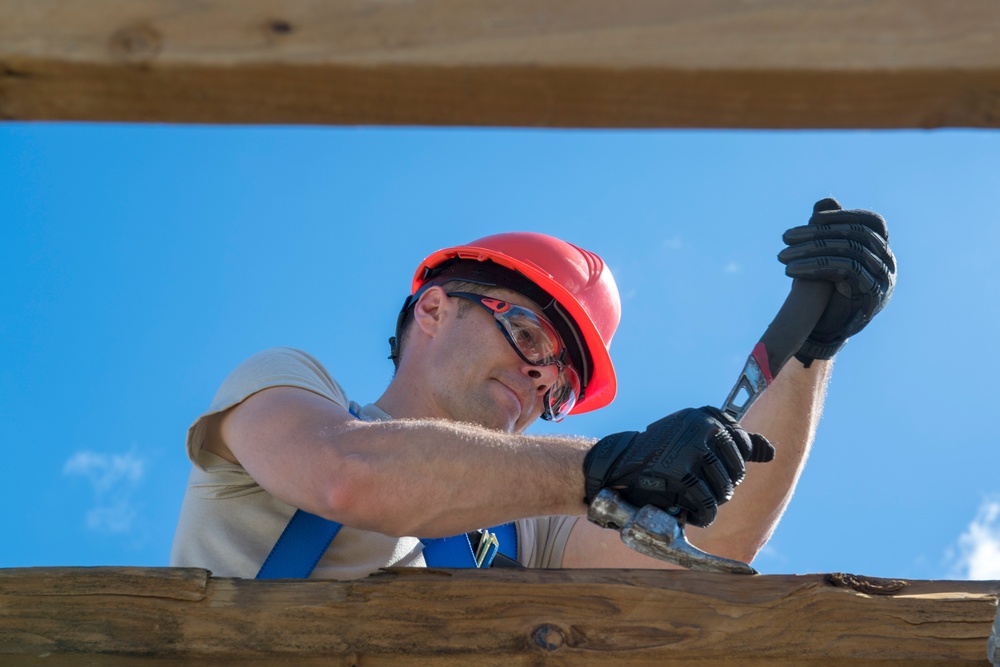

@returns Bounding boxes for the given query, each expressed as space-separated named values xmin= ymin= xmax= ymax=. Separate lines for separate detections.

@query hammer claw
xmin=588 ymin=489 xmax=757 ymax=575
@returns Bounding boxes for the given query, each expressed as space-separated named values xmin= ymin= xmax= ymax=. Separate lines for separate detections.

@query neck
xmin=374 ymin=368 xmax=444 ymax=421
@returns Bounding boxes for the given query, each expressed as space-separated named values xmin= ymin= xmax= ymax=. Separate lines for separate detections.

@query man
xmin=171 ymin=199 xmax=895 ymax=578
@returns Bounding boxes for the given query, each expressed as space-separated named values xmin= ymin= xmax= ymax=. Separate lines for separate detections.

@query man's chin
xmin=481 ymin=411 xmax=539 ymax=434
xmin=481 ymin=411 xmax=520 ymax=433
xmin=459 ymin=386 xmax=534 ymax=432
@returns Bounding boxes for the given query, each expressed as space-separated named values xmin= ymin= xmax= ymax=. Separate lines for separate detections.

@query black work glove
xmin=778 ymin=198 xmax=897 ymax=364
xmin=583 ymin=406 xmax=775 ymax=528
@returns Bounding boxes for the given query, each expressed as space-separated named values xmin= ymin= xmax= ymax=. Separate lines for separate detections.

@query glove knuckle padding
xmin=786 ymin=256 xmax=878 ymax=296
xmin=783 ymin=202 xmax=897 ymax=362
xmin=809 ymin=207 xmax=889 ymax=239
xmin=703 ymin=428 xmax=740 ymax=481
xmin=780 ymin=237 xmax=889 ymax=280
xmin=700 ymin=448 xmax=737 ymax=502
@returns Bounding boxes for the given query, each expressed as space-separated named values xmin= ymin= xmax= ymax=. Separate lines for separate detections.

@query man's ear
xmin=411 ymin=286 xmax=453 ymax=337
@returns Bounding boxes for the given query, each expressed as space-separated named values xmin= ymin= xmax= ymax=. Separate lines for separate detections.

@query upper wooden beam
xmin=2 ymin=567 xmax=998 ymax=665
xmin=2 ymin=0 xmax=999 ymax=128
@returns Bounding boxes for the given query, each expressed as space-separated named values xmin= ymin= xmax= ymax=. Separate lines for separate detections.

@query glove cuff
xmin=795 ymin=338 xmax=846 ymax=365
xmin=583 ymin=432 xmax=637 ymax=504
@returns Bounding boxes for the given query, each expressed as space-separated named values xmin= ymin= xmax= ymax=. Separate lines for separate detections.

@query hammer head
xmin=587 ymin=489 xmax=757 ymax=575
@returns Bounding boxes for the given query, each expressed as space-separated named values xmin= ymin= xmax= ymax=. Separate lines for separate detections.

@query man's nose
xmin=525 ymin=362 xmax=560 ymax=393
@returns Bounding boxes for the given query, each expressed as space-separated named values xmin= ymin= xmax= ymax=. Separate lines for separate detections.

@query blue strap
xmin=256 ymin=511 xmax=518 ymax=578
xmin=419 ymin=534 xmax=478 ymax=568
xmin=256 ymin=509 xmax=342 ymax=579
xmin=487 ymin=521 xmax=518 ymax=566
xmin=416 ymin=525 xmax=517 ymax=568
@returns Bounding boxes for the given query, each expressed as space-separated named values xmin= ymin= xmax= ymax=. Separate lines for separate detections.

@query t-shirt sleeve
xmin=185 ymin=347 xmax=350 ymax=469
xmin=516 ymin=515 xmax=581 ymax=568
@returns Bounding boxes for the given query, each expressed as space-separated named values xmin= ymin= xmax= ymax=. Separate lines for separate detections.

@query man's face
xmin=426 ymin=287 xmax=564 ymax=433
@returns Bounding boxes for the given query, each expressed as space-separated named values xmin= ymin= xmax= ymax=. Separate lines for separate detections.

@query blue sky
xmin=2 ymin=123 xmax=998 ymax=580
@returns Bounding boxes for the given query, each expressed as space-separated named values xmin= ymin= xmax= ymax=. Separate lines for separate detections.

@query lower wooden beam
xmin=1 ymin=567 xmax=997 ymax=665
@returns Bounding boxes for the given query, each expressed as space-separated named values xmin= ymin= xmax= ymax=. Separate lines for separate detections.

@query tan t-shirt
xmin=169 ymin=347 xmax=579 ymax=579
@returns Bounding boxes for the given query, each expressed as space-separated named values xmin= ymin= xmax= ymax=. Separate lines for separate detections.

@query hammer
xmin=588 ymin=274 xmax=834 ymax=574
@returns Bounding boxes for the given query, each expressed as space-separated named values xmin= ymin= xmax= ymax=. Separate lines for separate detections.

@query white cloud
xmin=85 ymin=504 xmax=138 ymax=534
xmin=663 ymin=236 xmax=683 ymax=250
xmin=63 ymin=450 xmax=145 ymax=534
xmin=949 ymin=498 xmax=1000 ymax=580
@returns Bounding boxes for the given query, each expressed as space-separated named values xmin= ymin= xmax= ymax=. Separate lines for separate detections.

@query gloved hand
xmin=778 ymin=198 xmax=897 ymax=364
xmin=583 ymin=406 xmax=775 ymax=527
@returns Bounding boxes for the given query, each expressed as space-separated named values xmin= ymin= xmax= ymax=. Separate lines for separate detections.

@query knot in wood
xmin=532 ymin=624 xmax=566 ymax=652
xmin=825 ymin=572 xmax=908 ymax=595
xmin=269 ymin=20 xmax=294 ymax=35
xmin=109 ymin=24 xmax=163 ymax=64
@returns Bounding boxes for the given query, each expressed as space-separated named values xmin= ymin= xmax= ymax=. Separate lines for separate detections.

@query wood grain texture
xmin=1 ymin=567 xmax=998 ymax=665
xmin=990 ymin=602 xmax=1000 ymax=666
xmin=1 ymin=0 xmax=999 ymax=127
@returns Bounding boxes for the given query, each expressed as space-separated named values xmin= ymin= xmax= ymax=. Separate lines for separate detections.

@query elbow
xmin=322 ymin=476 xmax=359 ymax=525
xmin=319 ymin=458 xmax=414 ymax=538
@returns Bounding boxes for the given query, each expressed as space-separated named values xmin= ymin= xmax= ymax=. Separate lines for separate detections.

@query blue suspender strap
xmin=419 ymin=534 xmax=478 ymax=568
xmin=257 ymin=515 xmax=518 ymax=578
xmin=419 ymin=522 xmax=519 ymax=569
xmin=256 ymin=509 xmax=342 ymax=580
xmin=492 ymin=522 xmax=518 ymax=562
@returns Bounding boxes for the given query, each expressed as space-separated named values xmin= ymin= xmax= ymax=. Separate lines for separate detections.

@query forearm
xmin=326 ymin=418 xmax=593 ymax=536
xmin=223 ymin=387 xmax=593 ymax=538
xmin=685 ymin=358 xmax=832 ymax=562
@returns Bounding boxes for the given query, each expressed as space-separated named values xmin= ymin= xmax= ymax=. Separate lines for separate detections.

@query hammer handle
xmin=722 ymin=278 xmax=833 ymax=421
xmin=757 ymin=278 xmax=834 ymax=382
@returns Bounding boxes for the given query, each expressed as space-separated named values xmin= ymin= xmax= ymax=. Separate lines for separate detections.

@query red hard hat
xmin=413 ymin=232 xmax=621 ymax=414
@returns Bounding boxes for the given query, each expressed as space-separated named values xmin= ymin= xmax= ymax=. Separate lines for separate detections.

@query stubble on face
xmin=431 ymin=291 xmax=546 ymax=433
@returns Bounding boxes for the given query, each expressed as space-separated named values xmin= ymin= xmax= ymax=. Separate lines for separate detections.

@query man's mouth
xmin=496 ymin=380 xmax=526 ymax=417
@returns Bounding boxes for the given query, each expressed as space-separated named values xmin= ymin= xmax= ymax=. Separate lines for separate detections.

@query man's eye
xmin=514 ymin=327 xmax=537 ymax=347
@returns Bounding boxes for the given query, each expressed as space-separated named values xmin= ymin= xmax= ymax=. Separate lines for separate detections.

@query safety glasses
xmin=447 ymin=292 xmax=581 ymax=421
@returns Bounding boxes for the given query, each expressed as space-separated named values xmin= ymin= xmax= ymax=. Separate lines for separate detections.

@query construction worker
xmin=170 ymin=199 xmax=895 ymax=578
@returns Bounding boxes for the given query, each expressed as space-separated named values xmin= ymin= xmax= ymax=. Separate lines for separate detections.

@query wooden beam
xmin=2 ymin=0 xmax=1000 ymax=128
xmin=990 ymin=602 xmax=1000 ymax=666
xmin=1 ymin=567 xmax=997 ymax=665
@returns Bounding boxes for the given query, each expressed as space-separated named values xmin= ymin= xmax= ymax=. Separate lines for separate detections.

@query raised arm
xmin=563 ymin=199 xmax=896 ymax=568
xmin=686 ymin=357 xmax=831 ymax=561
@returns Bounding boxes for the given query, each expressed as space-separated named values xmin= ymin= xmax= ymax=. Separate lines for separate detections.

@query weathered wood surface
xmin=2 ymin=0 xmax=1000 ymax=128
xmin=990 ymin=602 xmax=1000 ymax=666
xmin=1 ymin=567 xmax=997 ymax=666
